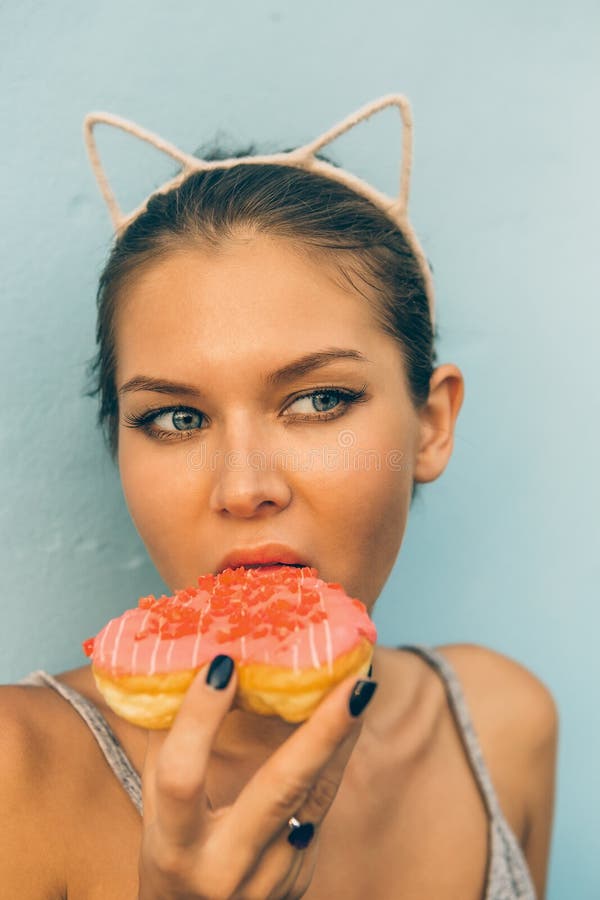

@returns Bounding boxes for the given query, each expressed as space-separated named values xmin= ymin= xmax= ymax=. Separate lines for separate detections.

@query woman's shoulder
xmin=0 ymin=679 xmax=69 ymax=772
xmin=0 ymin=681 xmax=70 ymax=897
xmin=434 ymin=642 xmax=559 ymax=899
xmin=0 ymin=678 xmax=82 ymax=804
xmin=434 ymin=642 xmax=559 ymax=750
xmin=1 ymin=675 xmax=143 ymax=898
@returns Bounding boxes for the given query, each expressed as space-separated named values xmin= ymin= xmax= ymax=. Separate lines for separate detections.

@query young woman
xmin=2 ymin=102 xmax=558 ymax=899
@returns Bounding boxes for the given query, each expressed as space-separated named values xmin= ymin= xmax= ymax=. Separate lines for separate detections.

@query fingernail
xmin=206 ymin=655 xmax=234 ymax=690
xmin=349 ymin=680 xmax=378 ymax=717
xmin=367 ymin=663 xmax=373 ymax=677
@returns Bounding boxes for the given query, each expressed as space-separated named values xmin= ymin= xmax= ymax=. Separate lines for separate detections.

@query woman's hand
xmin=137 ymin=654 xmax=377 ymax=900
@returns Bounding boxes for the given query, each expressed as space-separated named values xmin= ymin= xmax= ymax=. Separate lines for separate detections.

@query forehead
xmin=114 ymin=235 xmax=391 ymax=384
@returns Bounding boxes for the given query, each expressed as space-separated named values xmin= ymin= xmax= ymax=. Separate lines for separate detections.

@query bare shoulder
xmin=435 ymin=642 xmax=559 ymax=750
xmin=0 ymin=681 xmax=64 ymax=780
xmin=0 ymin=683 xmax=68 ymax=898
xmin=435 ymin=643 xmax=559 ymax=899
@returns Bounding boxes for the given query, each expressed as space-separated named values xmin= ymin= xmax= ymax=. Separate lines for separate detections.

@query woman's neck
xmin=212 ymin=706 xmax=301 ymax=763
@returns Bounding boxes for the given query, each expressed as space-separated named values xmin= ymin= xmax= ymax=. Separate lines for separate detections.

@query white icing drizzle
xmin=322 ymin=618 xmax=334 ymax=674
xmin=131 ymin=609 xmax=152 ymax=672
xmin=191 ymin=590 xmax=213 ymax=668
xmin=148 ymin=631 xmax=161 ymax=676
xmin=166 ymin=638 xmax=176 ymax=668
xmin=318 ymin=588 xmax=326 ymax=612
xmin=240 ymin=635 xmax=247 ymax=661
xmin=307 ymin=622 xmax=321 ymax=668
xmin=191 ymin=623 xmax=202 ymax=668
xmin=97 ymin=618 xmax=112 ymax=667
xmin=289 ymin=573 xmax=304 ymax=673
xmin=110 ymin=616 xmax=127 ymax=671
xmin=317 ymin=584 xmax=333 ymax=671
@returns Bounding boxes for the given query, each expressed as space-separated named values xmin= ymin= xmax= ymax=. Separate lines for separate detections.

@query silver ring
xmin=287 ymin=815 xmax=315 ymax=849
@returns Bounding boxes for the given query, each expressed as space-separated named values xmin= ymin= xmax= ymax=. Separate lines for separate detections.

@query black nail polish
xmin=367 ymin=663 xmax=373 ymax=678
xmin=206 ymin=655 xmax=234 ymax=690
xmin=349 ymin=680 xmax=378 ymax=717
xmin=288 ymin=821 xmax=315 ymax=849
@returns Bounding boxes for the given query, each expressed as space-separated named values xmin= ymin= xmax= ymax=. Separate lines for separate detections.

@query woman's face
xmin=115 ymin=234 xmax=423 ymax=611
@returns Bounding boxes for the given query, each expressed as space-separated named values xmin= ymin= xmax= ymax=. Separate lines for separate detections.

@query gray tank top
xmin=18 ymin=644 xmax=536 ymax=899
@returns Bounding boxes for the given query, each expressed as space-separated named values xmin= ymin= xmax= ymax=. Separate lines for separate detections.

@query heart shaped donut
xmin=82 ymin=565 xmax=377 ymax=727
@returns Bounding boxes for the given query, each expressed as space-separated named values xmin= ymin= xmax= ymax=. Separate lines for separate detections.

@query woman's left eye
xmin=284 ymin=388 xmax=360 ymax=418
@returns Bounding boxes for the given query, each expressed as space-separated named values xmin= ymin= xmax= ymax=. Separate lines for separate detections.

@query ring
xmin=287 ymin=815 xmax=315 ymax=849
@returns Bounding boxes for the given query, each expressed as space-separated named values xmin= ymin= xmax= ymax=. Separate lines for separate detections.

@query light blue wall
xmin=2 ymin=1 xmax=598 ymax=896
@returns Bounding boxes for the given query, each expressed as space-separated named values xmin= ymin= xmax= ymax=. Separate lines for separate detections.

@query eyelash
xmin=122 ymin=385 xmax=369 ymax=443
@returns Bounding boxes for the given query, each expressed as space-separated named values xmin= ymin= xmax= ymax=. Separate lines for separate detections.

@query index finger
xmin=141 ymin=656 xmax=238 ymax=843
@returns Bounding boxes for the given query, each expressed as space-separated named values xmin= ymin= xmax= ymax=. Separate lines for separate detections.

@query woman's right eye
xmin=122 ymin=406 xmax=206 ymax=441
xmin=153 ymin=408 xmax=204 ymax=432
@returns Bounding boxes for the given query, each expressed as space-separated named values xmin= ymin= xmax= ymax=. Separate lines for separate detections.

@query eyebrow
xmin=118 ymin=348 xmax=371 ymax=398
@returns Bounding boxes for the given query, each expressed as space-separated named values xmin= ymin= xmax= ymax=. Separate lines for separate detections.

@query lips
xmin=215 ymin=543 xmax=310 ymax=575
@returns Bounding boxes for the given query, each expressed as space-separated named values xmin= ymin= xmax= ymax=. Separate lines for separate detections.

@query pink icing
xmin=86 ymin=566 xmax=377 ymax=678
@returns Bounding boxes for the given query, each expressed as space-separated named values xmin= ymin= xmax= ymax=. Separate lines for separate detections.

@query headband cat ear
xmin=83 ymin=93 xmax=435 ymax=327
xmin=290 ymin=94 xmax=414 ymax=218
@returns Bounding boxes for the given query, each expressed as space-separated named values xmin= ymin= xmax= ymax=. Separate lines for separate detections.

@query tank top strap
xmin=397 ymin=644 xmax=505 ymax=823
xmin=18 ymin=670 xmax=143 ymax=815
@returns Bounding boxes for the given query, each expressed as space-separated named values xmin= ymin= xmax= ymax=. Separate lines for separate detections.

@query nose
xmin=207 ymin=438 xmax=293 ymax=519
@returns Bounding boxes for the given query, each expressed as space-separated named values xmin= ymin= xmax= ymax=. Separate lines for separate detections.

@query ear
xmin=82 ymin=112 xmax=205 ymax=232
xmin=294 ymin=94 xmax=414 ymax=218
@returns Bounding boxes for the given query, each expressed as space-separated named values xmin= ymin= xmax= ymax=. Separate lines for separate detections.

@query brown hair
xmin=84 ymin=143 xmax=439 ymax=506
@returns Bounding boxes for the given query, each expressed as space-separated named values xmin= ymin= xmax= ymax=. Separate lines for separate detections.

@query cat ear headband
xmin=83 ymin=93 xmax=435 ymax=328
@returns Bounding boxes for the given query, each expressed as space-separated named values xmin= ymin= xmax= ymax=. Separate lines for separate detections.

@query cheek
xmin=118 ymin=436 xmax=200 ymax=565
xmin=301 ymin=426 xmax=412 ymax=603
xmin=339 ymin=455 xmax=410 ymax=586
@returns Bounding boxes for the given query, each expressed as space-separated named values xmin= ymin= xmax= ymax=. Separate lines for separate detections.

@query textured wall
xmin=1 ymin=1 xmax=598 ymax=896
